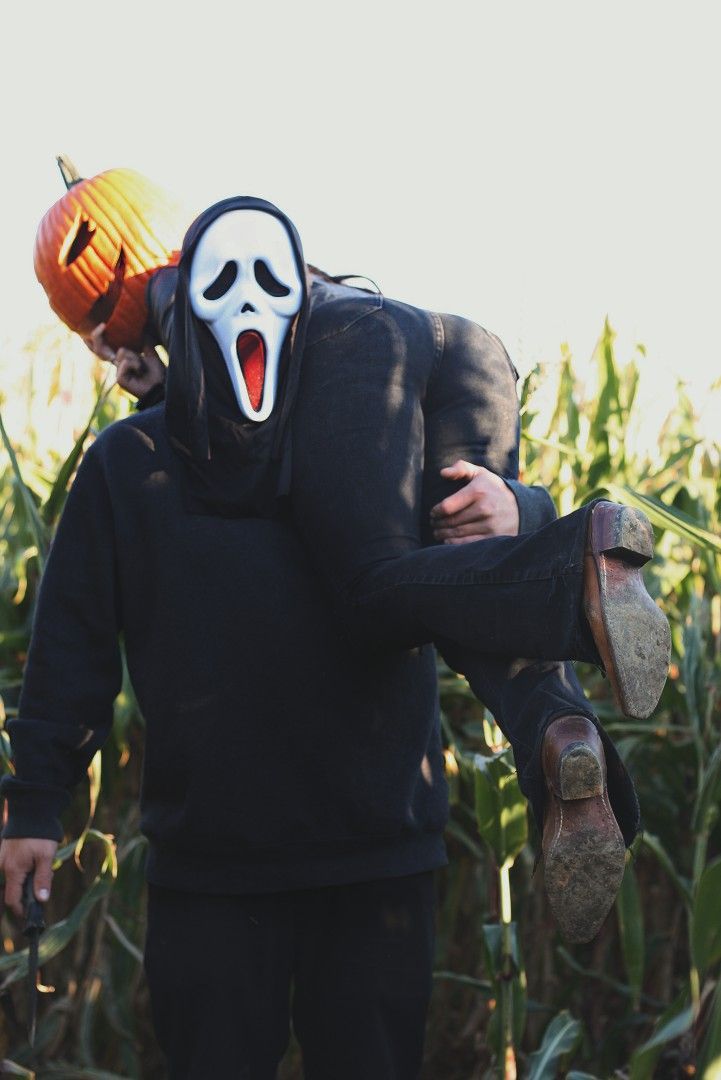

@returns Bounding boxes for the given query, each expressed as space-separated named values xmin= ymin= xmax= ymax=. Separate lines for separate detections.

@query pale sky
xmin=2 ymin=0 xmax=719 ymax=432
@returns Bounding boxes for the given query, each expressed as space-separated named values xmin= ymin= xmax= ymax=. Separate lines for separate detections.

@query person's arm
xmin=422 ymin=317 xmax=557 ymax=540
xmin=0 ymin=444 xmax=122 ymax=914
xmin=82 ymin=267 xmax=178 ymax=408
xmin=431 ymin=460 xmax=520 ymax=541
xmin=430 ymin=460 xmax=557 ymax=543
xmin=83 ymin=324 xmax=167 ymax=407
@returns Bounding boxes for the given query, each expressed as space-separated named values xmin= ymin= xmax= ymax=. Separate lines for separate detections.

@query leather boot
xmin=584 ymin=501 xmax=670 ymax=719
xmin=542 ymin=715 xmax=626 ymax=943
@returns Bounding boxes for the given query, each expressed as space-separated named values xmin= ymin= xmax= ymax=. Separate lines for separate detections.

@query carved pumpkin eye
xmin=254 ymin=259 xmax=290 ymax=297
xmin=203 ymin=260 xmax=238 ymax=300
xmin=58 ymin=212 xmax=96 ymax=267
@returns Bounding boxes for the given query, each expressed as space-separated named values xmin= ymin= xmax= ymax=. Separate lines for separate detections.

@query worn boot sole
xmin=584 ymin=503 xmax=670 ymax=720
xmin=543 ymin=742 xmax=626 ymax=943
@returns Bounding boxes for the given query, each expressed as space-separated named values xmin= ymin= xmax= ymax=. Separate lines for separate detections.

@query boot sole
xmin=544 ymin=744 xmax=626 ymax=943
xmin=584 ymin=504 xmax=670 ymax=720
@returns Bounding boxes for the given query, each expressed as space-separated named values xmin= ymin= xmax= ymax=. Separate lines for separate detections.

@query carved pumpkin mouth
xmin=236 ymin=330 xmax=266 ymax=412
xmin=77 ymin=246 xmax=127 ymax=333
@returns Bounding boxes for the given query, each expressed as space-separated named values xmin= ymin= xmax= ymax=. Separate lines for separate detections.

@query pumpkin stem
xmin=56 ymin=155 xmax=83 ymax=189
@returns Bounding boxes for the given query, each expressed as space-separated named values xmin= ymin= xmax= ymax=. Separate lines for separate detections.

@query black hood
xmin=164 ymin=195 xmax=309 ymax=518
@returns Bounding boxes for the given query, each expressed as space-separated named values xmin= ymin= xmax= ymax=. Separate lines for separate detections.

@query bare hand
xmin=0 ymin=837 xmax=58 ymax=918
xmin=430 ymin=460 xmax=520 ymax=544
xmin=83 ymin=324 xmax=166 ymax=401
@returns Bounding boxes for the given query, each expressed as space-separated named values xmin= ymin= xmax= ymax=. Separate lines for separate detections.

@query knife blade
xmin=22 ymin=871 xmax=45 ymax=1048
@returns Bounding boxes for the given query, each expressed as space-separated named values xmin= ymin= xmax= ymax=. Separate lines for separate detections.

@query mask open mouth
xmin=236 ymin=330 xmax=266 ymax=412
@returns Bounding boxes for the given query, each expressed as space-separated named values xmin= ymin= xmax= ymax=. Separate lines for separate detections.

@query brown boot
xmin=542 ymin=716 xmax=626 ymax=943
xmin=584 ymin=501 xmax=671 ymax=720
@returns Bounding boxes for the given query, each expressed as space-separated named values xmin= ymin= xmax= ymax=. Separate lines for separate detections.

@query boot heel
xmin=594 ymin=504 xmax=654 ymax=565
xmin=557 ymin=742 xmax=604 ymax=800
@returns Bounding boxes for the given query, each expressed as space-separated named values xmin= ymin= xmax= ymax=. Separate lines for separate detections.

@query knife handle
xmin=22 ymin=872 xmax=46 ymax=935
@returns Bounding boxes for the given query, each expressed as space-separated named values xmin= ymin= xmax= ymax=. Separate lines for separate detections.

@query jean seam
xmin=349 ymin=567 xmax=584 ymax=605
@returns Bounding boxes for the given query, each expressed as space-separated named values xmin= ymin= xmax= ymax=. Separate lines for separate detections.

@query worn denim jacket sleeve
xmin=422 ymin=312 xmax=556 ymax=537
xmin=502 ymin=477 xmax=558 ymax=533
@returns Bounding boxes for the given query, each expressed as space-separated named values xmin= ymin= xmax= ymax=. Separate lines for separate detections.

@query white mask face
xmin=189 ymin=209 xmax=303 ymax=422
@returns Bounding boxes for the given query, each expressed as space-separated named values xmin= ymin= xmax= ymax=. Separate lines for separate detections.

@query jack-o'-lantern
xmin=34 ymin=157 xmax=187 ymax=350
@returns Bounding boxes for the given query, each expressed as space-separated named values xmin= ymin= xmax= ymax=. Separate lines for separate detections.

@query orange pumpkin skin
xmin=34 ymin=168 xmax=186 ymax=350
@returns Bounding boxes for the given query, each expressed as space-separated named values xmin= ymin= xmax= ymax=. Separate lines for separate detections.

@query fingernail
xmin=37 ymin=889 xmax=49 ymax=901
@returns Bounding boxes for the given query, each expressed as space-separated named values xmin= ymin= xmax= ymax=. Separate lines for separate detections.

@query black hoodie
xmin=0 ymin=201 xmax=449 ymax=894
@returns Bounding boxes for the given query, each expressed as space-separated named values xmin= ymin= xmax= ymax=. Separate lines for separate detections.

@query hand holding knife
xmin=0 ymin=837 xmax=56 ymax=1048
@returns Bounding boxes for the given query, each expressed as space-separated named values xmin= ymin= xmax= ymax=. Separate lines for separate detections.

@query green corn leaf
xmin=645 ymin=439 xmax=702 ymax=483
xmin=473 ymin=752 xmax=528 ymax=868
xmin=0 ymin=410 xmax=48 ymax=570
xmin=693 ymin=745 xmax=721 ymax=834
xmin=592 ymin=322 xmax=620 ymax=436
xmin=546 ymin=350 xmax=580 ymax=451
xmin=0 ymin=875 xmax=112 ymax=986
xmin=53 ymin=838 xmax=85 ymax=866
xmin=526 ymin=1010 xmax=583 ymax=1079
xmin=629 ymin=992 xmax=693 ymax=1080
xmin=522 ymin=432 xmax=585 ymax=461
xmin=616 ymin=860 xmax=645 ymax=1009
xmin=46 ymin=354 xmax=63 ymax=407
xmin=698 ymin=976 xmax=721 ymax=1076
xmin=0 ymin=1062 xmax=35 ymax=1078
xmin=41 ymin=380 xmax=111 ymax=527
xmin=482 ymin=922 xmax=523 ymax=980
xmin=88 ymin=749 xmax=102 ymax=824
xmin=691 ymin=858 xmax=721 ymax=976
xmin=41 ymin=423 xmax=93 ymax=527
xmin=635 ymin=1005 xmax=695 ymax=1055
xmin=587 ymin=448 xmax=613 ymax=493
xmin=71 ymin=752 xmax=105 ymax=868
xmin=556 ymin=946 xmax=660 ymax=1006
xmin=0 ymin=630 xmax=30 ymax=652
xmin=603 ymin=484 xmax=721 ymax=555
xmin=444 ymin=818 xmax=485 ymax=860
xmin=623 ymin=360 xmax=641 ymax=421
xmin=482 ymin=922 xmax=503 ymax=981
xmin=640 ymin=834 xmax=692 ymax=903
xmin=682 ymin=597 xmax=706 ymax=734
xmin=103 ymin=914 xmax=143 ymax=965
xmin=482 ymin=921 xmax=527 ymax=1055
xmin=432 ymin=970 xmax=493 ymax=994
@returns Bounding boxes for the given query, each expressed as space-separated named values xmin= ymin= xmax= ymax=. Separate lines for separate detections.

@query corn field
xmin=0 ymin=322 xmax=719 ymax=1078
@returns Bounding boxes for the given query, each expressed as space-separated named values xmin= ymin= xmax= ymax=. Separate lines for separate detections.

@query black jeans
xmin=292 ymin=285 xmax=640 ymax=843
xmin=145 ymin=873 xmax=436 ymax=1080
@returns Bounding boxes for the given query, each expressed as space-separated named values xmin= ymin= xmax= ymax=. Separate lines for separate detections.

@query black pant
xmin=144 ymin=873 xmax=436 ymax=1080
xmin=291 ymin=297 xmax=640 ymax=843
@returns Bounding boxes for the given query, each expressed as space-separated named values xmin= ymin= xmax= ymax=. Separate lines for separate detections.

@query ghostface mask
xmin=188 ymin=209 xmax=304 ymax=422
xmin=164 ymin=196 xmax=309 ymax=518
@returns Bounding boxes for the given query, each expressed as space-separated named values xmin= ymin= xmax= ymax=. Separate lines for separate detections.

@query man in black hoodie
xmin=0 ymin=198 xmax=669 ymax=1078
